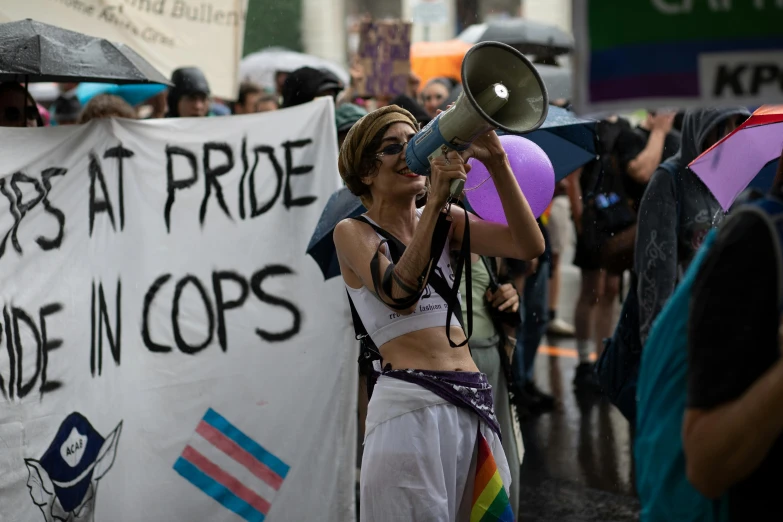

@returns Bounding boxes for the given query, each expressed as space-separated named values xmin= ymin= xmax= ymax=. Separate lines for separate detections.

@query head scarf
xmin=338 ymin=104 xmax=419 ymax=181
xmin=338 ymin=105 xmax=419 ymax=208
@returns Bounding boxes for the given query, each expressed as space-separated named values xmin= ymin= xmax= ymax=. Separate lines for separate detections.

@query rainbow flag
xmin=471 ymin=432 xmax=514 ymax=522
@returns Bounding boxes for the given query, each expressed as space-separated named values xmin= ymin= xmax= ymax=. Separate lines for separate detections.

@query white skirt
xmin=360 ymin=375 xmax=511 ymax=522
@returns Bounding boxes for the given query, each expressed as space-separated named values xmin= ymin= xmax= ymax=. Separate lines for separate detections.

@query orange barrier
xmin=410 ymin=40 xmax=472 ymax=88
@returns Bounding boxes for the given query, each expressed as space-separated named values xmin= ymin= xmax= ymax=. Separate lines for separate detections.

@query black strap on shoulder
xmin=346 ymin=289 xmax=369 ymax=339
xmin=345 ymin=289 xmax=382 ymax=364
xmin=351 ymin=211 xmax=472 ymax=347
xmin=478 ymin=254 xmax=517 ymax=391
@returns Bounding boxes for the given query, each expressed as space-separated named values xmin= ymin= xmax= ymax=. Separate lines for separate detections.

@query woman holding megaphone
xmin=334 ymin=104 xmax=543 ymax=521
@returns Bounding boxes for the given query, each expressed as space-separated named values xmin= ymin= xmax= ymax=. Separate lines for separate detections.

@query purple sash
xmin=381 ymin=368 xmax=501 ymax=440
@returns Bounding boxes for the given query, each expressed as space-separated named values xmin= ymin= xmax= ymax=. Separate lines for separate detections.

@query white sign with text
xmin=0 ymin=0 xmax=247 ymax=99
xmin=0 ymin=99 xmax=357 ymax=522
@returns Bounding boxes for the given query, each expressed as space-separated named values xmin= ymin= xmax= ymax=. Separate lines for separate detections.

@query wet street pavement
xmin=519 ymin=248 xmax=640 ymax=521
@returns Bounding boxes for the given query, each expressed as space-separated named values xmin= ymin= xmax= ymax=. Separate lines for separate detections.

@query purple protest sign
xmin=357 ymin=20 xmax=412 ymax=98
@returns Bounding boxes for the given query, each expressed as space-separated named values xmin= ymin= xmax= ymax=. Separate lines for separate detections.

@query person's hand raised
xmin=650 ymin=112 xmax=676 ymax=134
xmin=464 ymin=130 xmax=506 ymax=167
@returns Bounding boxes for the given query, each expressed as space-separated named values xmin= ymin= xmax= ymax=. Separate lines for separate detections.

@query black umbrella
xmin=306 ymin=187 xmax=366 ymax=280
xmin=535 ymin=64 xmax=571 ymax=101
xmin=0 ymin=19 xmax=171 ymax=85
xmin=458 ymin=19 xmax=574 ymax=56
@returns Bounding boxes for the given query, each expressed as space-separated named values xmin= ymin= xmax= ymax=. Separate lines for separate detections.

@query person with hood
xmin=281 ymin=67 xmax=344 ymax=109
xmin=167 ymin=67 xmax=212 ymax=118
xmin=635 ymin=107 xmax=750 ymax=346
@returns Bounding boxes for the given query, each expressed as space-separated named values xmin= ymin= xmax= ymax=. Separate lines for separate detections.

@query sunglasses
xmin=375 ymin=142 xmax=408 ymax=159
xmin=4 ymin=106 xmax=38 ymax=123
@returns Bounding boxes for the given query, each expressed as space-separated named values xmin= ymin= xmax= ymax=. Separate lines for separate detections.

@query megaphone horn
xmin=406 ymin=41 xmax=549 ymax=197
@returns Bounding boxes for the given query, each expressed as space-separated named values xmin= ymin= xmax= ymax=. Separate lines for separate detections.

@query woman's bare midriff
xmin=378 ymin=326 xmax=479 ymax=373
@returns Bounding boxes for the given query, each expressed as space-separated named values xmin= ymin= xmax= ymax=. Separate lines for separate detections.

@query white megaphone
xmin=405 ymin=41 xmax=549 ymax=197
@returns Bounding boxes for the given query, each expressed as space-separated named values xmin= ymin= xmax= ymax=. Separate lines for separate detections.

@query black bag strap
xmin=346 ymin=288 xmax=369 ymax=339
xmin=351 ymin=211 xmax=472 ymax=347
xmin=346 ymin=288 xmax=383 ymax=367
xmin=480 ymin=255 xmax=500 ymax=292
xmin=345 ymin=289 xmax=383 ymax=400
xmin=478 ymin=255 xmax=518 ymax=393
xmin=448 ymin=207 xmax=472 ymax=347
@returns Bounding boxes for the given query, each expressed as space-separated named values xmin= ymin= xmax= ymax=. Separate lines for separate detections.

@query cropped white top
xmin=345 ymin=210 xmax=462 ymax=348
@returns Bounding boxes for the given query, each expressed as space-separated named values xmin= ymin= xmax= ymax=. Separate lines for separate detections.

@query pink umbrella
xmin=689 ymin=105 xmax=783 ymax=211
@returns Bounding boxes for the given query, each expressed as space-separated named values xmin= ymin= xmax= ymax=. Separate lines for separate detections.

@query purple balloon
xmin=465 ymin=135 xmax=555 ymax=224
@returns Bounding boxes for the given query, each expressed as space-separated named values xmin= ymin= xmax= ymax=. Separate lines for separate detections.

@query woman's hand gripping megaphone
xmin=429 ymin=150 xmax=471 ymax=208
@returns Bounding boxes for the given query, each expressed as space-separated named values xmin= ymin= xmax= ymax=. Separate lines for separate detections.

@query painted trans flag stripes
xmin=174 ymin=408 xmax=289 ymax=522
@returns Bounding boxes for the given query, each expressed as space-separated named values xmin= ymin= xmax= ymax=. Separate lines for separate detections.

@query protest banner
xmin=0 ymin=98 xmax=357 ymax=522
xmin=0 ymin=0 xmax=247 ymax=100
xmin=356 ymin=19 xmax=412 ymax=99
xmin=573 ymin=1 xmax=783 ymax=115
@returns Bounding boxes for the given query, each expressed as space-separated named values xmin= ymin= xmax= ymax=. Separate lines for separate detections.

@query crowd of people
xmin=2 ymin=57 xmax=781 ymax=521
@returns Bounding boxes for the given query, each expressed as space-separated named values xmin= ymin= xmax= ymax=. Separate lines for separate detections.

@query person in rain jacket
xmin=635 ymin=106 xmax=750 ymax=346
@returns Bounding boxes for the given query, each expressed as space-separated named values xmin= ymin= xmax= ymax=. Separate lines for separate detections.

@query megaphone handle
xmin=450 ymin=179 xmax=465 ymax=198
xmin=428 ymin=146 xmax=465 ymax=199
